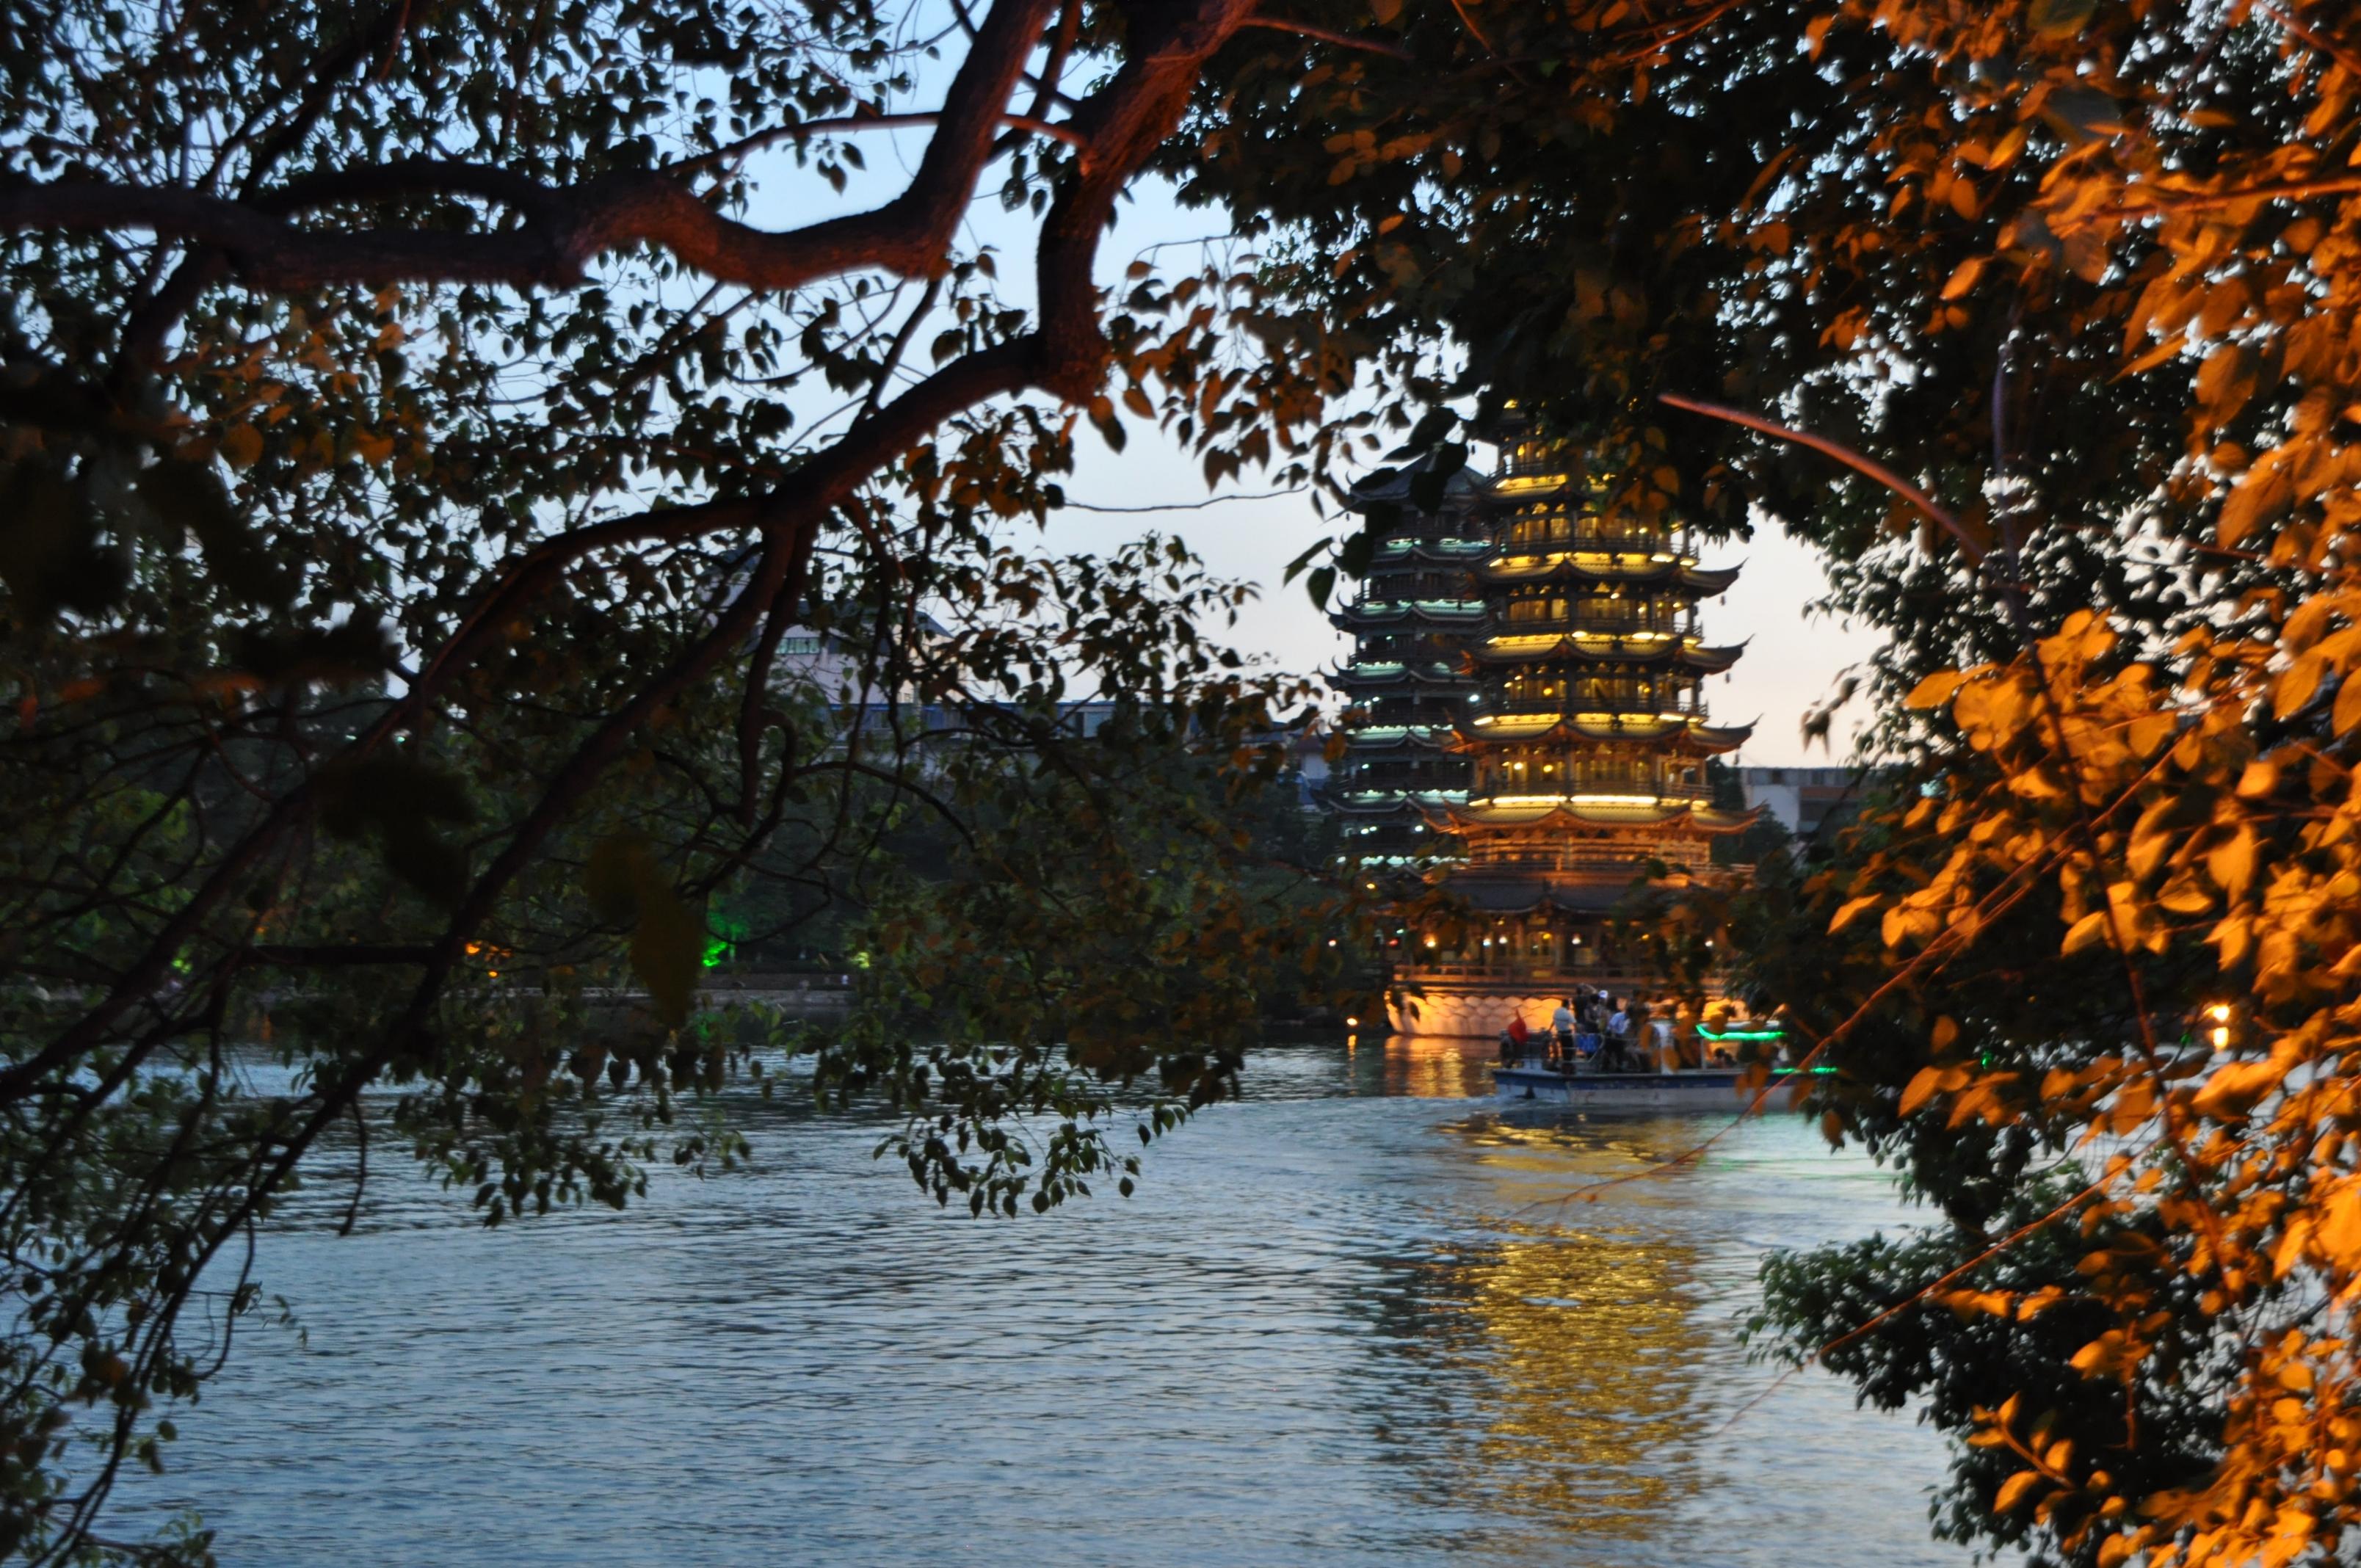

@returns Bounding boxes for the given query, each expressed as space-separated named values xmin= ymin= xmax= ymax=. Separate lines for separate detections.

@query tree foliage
xmin=1188 ymin=1 xmax=2361 ymax=1564
xmin=21 ymin=0 xmax=2361 ymax=1563
xmin=0 ymin=1 xmax=1397 ymax=1560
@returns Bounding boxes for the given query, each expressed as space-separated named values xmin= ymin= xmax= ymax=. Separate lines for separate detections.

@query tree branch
xmin=1657 ymin=392 xmax=1976 ymax=562
xmin=2 ymin=0 xmax=1061 ymax=292
xmin=1236 ymin=16 xmax=1415 ymax=61
xmin=677 ymin=108 xmax=1086 ymax=176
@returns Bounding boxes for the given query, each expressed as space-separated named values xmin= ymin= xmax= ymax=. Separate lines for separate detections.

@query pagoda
xmin=1324 ymin=455 xmax=1490 ymax=866
xmin=1388 ymin=433 xmax=1756 ymax=1037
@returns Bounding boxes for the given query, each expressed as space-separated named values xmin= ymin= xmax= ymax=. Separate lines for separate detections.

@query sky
xmin=728 ymin=40 xmax=1885 ymax=767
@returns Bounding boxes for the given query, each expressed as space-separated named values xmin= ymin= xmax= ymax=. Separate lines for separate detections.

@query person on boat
xmin=1568 ymin=988 xmax=1597 ymax=1064
xmin=1649 ymin=1009 xmax=1677 ymax=1073
xmin=1551 ymin=996 xmax=1578 ymax=1072
xmin=1499 ymin=1011 xmax=1530 ymax=1064
xmin=1601 ymin=999 xmax=1631 ymax=1071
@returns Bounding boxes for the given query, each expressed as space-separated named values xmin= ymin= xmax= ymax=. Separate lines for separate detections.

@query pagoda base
xmin=1388 ymin=963 xmax=1704 ymax=1037
xmin=1388 ymin=981 xmax=1577 ymax=1039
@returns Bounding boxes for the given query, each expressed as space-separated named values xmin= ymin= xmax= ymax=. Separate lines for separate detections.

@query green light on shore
xmin=701 ymin=914 xmax=746 ymax=970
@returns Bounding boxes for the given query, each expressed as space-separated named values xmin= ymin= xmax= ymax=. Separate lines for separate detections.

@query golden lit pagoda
xmin=1389 ymin=432 xmax=1755 ymax=1036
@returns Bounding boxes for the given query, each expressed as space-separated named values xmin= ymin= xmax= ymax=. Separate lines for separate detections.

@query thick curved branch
xmin=1236 ymin=16 xmax=1415 ymax=61
xmin=736 ymin=597 xmax=797 ymax=827
xmin=1657 ymin=392 xmax=1976 ymax=561
xmin=680 ymin=107 xmax=1087 ymax=175
xmin=3 ymin=0 xmax=1059 ymax=292
xmin=1031 ymin=0 xmax=1261 ymax=397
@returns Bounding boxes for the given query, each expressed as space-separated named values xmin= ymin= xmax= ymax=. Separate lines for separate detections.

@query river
xmin=118 ymin=1036 xmax=1973 ymax=1567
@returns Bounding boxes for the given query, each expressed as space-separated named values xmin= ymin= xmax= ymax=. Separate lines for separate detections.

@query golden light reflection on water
xmin=1454 ymin=1222 xmax=1707 ymax=1537
xmin=1373 ymin=1111 xmax=1727 ymax=1545
xmin=1371 ymin=1032 xmax=1501 ymax=1099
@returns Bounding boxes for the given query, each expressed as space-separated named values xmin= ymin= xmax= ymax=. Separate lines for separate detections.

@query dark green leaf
xmin=1281 ymin=535 xmax=1331 ymax=586
xmin=631 ymin=874 xmax=703 ymax=1028
xmin=1305 ymin=564 xmax=1336 ymax=609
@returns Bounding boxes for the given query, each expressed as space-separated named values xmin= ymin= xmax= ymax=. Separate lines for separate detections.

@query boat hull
xmin=1493 ymin=1064 xmax=1789 ymax=1111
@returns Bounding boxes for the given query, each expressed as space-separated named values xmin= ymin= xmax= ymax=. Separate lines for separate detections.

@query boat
xmin=1493 ymin=1061 xmax=1818 ymax=1111
xmin=1492 ymin=1023 xmax=1821 ymax=1111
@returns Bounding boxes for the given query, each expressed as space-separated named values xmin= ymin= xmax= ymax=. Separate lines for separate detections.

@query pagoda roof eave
xmin=1346 ymin=454 xmax=1487 ymax=512
xmin=1327 ymin=663 xmax=1474 ymax=690
xmin=1326 ymin=795 xmax=1429 ymax=817
xmin=1448 ymin=716 xmax=1756 ymax=749
xmin=1329 ymin=603 xmax=1489 ymax=632
xmin=1671 ymin=722 xmax=1755 ymax=754
xmin=1374 ymin=540 xmax=1493 ymax=565
xmin=1466 ymin=639 xmax=1747 ymax=670
xmin=1342 ymin=727 xmax=1454 ymax=752
xmin=1476 ymin=558 xmax=1741 ymax=594
xmin=1338 ymin=791 xmax=1471 ymax=816
xmin=1432 ymin=799 xmax=1759 ymax=832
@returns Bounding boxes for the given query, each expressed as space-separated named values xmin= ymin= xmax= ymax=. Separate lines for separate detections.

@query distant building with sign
xmin=1734 ymin=765 xmax=1860 ymax=841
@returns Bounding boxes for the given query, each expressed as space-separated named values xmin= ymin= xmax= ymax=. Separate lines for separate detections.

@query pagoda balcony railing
xmin=1497 ymin=447 xmax=1570 ymax=479
xmin=1498 ymin=521 xmax=1699 ymax=557
xmin=1363 ymin=559 xmax=1465 ymax=581
xmin=1349 ymin=699 xmax=1472 ymax=723
xmin=1473 ymin=695 xmax=1696 ymax=721
xmin=1465 ymin=841 xmax=1714 ymax=874
xmin=1492 ymin=611 xmax=1699 ymax=639
xmin=1338 ymin=657 xmax=1470 ymax=680
xmin=1344 ymin=597 xmax=1487 ymax=618
xmin=1398 ymin=957 xmax=1672 ymax=987
xmin=1375 ymin=535 xmax=1491 ymax=556
xmin=1462 ymin=785 xmax=1716 ymax=813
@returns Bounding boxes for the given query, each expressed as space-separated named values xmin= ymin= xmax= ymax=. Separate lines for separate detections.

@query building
xmin=1381 ymin=433 xmax=1756 ymax=1036
xmin=1736 ymin=765 xmax=1860 ymax=841
xmin=1323 ymin=455 xmax=1490 ymax=863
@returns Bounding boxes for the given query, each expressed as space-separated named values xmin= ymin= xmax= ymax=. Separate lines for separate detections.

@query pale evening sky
xmin=733 ymin=98 xmax=1882 ymax=766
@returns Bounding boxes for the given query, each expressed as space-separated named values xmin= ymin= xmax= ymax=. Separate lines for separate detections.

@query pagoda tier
xmin=1465 ymin=638 xmax=1745 ymax=671
xmin=1326 ymin=659 xmax=1468 ymax=694
xmin=1382 ymin=427 xmax=1758 ymax=1036
xmin=1461 ymin=713 xmax=1753 ymax=752
xmin=1328 ymin=598 xmax=1489 ymax=632
xmin=1319 ymin=452 xmax=1484 ymax=864
xmin=1342 ymin=724 xmax=1457 ymax=752
xmin=1379 ymin=542 xmax=1495 ymax=567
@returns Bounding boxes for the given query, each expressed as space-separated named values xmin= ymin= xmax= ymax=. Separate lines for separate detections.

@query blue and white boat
xmin=1493 ymin=1026 xmax=1822 ymax=1111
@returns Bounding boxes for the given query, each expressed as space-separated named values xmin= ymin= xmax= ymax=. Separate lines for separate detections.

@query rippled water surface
xmin=123 ymin=1037 xmax=1970 ymax=1566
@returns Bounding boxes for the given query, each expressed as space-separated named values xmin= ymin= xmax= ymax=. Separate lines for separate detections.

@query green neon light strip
xmin=1699 ymin=1027 xmax=1785 ymax=1041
